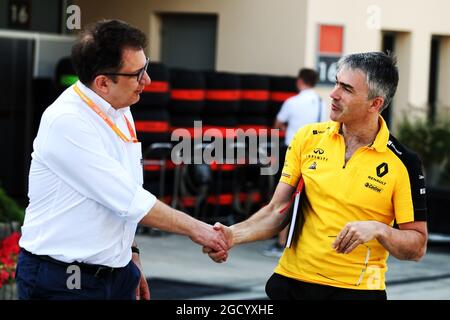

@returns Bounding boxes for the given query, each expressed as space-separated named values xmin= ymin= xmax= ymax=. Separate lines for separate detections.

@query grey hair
xmin=337 ymin=52 xmax=399 ymax=111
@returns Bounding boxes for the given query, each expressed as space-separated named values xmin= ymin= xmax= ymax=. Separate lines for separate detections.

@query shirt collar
xmin=370 ymin=116 xmax=389 ymax=152
xmin=329 ymin=121 xmax=341 ymax=137
xmin=329 ymin=115 xmax=390 ymax=153
xmin=299 ymin=88 xmax=314 ymax=94
xmin=297 ymin=88 xmax=314 ymax=97
xmin=75 ymin=81 xmax=130 ymax=119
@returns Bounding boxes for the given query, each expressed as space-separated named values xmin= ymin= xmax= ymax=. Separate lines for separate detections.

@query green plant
xmin=0 ymin=188 xmax=25 ymax=224
xmin=397 ymin=118 xmax=450 ymax=186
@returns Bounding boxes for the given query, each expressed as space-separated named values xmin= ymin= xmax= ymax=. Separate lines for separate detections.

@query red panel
xmin=319 ymin=25 xmax=343 ymax=54
xmin=171 ymin=89 xmax=205 ymax=101
xmin=143 ymin=81 xmax=169 ymax=93
xmin=135 ymin=121 xmax=169 ymax=133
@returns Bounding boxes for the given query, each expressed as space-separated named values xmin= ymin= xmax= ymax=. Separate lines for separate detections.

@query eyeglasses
xmin=316 ymin=236 xmax=371 ymax=287
xmin=102 ymin=57 xmax=150 ymax=83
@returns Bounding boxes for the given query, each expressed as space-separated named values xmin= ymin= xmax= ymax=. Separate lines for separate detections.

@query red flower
xmin=0 ymin=256 xmax=14 ymax=266
xmin=0 ymin=231 xmax=21 ymax=287
xmin=1 ymin=232 xmax=21 ymax=255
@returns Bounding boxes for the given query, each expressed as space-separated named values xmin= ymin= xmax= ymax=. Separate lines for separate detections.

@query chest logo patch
xmin=313 ymin=148 xmax=325 ymax=154
xmin=365 ymin=182 xmax=382 ymax=193
xmin=308 ymin=162 xmax=317 ymax=170
xmin=376 ymin=162 xmax=389 ymax=178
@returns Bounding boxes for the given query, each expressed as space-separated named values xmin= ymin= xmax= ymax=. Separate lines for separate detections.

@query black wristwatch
xmin=131 ymin=246 xmax=140 ymax=255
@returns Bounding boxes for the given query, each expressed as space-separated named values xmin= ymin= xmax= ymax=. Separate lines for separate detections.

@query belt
xmin=21 ymin=248 xmax=123 ymax=278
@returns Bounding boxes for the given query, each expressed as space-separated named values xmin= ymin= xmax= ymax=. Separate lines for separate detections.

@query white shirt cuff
xmin=125 ymin=187 xmax=157 ymax=223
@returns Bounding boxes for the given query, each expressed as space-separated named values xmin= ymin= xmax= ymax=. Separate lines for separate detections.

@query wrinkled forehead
xmin=336 ymin=66 xmax=369 ymax=93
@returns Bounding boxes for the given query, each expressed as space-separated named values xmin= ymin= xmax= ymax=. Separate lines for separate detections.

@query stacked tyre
xmin=202 ymin=72 xmax=242 ymax=222
xmin=132 ymin=63 xmax=170 ymax=152
xmin=143 ymin=159 xmax=175 ymax=205
xmin=133 ymin=62 xmax=171 ymax=151
xmin=202 ymin=72 xmax=241 ymax=166
xmin=203 ymin=72 xmax=240 ymax=128
xmin=133 ymin=63 xmax=172 ymax=213
xmin=205 ymin=162 xmax=237 ymax=224
xmin=168 ymin=69 xmax=207 ymax=217
xmin=169 ymin=68 xmax=205 ymax=143
xmin=235 ymin=74 xmax=271 ymax=218
xmin=238 ymin=74 xmax=270 ymax=135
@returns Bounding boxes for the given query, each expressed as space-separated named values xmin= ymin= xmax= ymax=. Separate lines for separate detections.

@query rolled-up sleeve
xmin=41 ymin=113 xmax=156 ymax=222
xmin=128 ymin=187 xmax=157 ymax=223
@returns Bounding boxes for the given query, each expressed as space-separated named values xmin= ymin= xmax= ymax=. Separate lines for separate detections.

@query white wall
xmin=75 ymin=0 xmax=308 ymax=76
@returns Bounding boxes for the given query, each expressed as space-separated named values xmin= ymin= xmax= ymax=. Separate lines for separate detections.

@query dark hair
xmin=71 ymin=19 xmax=147 ymax=85
xmin=337 ymin=52 xmax=399 ymax=111
xmin=297 ymin=68 xmax=318 ymax=87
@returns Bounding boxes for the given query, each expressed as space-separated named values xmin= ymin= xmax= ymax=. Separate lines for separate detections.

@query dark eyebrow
xmin=129 ymin=65 xmax=145 ymax=74
xmin=335 ymin=77 xmax=355 ymax=92
xmin=128 ymin=59 xmax=148 ymax=74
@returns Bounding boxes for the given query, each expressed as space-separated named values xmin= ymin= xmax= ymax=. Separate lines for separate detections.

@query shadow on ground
xmin=147 ymin=277 xmax=246 ymax=300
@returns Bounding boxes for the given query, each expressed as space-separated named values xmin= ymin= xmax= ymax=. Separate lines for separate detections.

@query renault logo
xmin=376 ymin=163 xmax=389 ymax=178
xmin=313 ymin=148 xmax=324 ymax=154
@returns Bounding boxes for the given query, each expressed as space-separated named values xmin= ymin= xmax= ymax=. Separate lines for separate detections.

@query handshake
xmin=194 ymin=222 xmax=234 ymax=263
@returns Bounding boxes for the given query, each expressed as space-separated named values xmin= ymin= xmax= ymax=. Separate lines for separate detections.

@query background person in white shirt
xmin=16 ymin=19 xmax=228 ymax=300
xmin=263 ymin=68 xmax=328 ymax=257
xmin=275 ymin=68 xmax=328 ymax=146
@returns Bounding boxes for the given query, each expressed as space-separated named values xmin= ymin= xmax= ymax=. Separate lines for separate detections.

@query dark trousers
xmin=16 ymin=249 xmax=141 ymax=300
xmin=266 ymin=273 xmax=387 ymax=300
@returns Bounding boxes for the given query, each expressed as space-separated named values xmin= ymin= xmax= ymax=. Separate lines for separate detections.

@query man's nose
xmin=329 ymin=86 xmax=340 ymax=101
xmin=142 ymin=71 xmax=151 ymax=86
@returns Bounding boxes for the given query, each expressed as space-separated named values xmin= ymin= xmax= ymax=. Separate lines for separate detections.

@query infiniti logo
xmin=313 ymin=148 xmax=324 ymax=155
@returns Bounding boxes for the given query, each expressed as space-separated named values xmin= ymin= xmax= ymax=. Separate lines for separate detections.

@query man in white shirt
xmin=275 ymin=68 xmax=327 ymax=146
xmin=263 ymin=68 xmax=328 ymax=257
xmin=16 ymin=19 xmax=228 ymax=300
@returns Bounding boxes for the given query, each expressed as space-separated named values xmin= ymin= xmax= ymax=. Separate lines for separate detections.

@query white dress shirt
xmin=276 ymin=89 xmax=328 ymax=145
xmin=19 ymin=81 xmax=157 ymax=267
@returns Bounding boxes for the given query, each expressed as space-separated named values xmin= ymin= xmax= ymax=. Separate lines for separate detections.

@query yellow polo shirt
xmin=275 ymin=116 xmax=427 ymax=290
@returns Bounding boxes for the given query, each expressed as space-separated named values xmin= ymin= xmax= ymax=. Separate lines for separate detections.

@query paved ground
xmin=136 ymin=232 xmax=450 ymax=300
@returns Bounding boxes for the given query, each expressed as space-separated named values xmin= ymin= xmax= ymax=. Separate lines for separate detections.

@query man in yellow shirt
xmin=204 ymin=52 xmax=428 ymax=300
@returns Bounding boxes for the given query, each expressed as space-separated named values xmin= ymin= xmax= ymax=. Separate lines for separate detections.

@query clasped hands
xmin=201 ymin=222 xmax=233 ymax=263
xmin=199 ymin=220 xmax=381 ymax=263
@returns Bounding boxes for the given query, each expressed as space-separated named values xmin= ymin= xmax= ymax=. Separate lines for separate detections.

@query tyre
xmin=169 ymin=69 xmax=205 ymax=114
xmin=133 ymin=108 xmax=171 ymax=148
xmin=204 ymin=72 xmax=241 ymax=115
xmin=240 ymin=74 xmax=270 ymax=116
xmin=134 ymin=62 xmax=170 ymax=109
